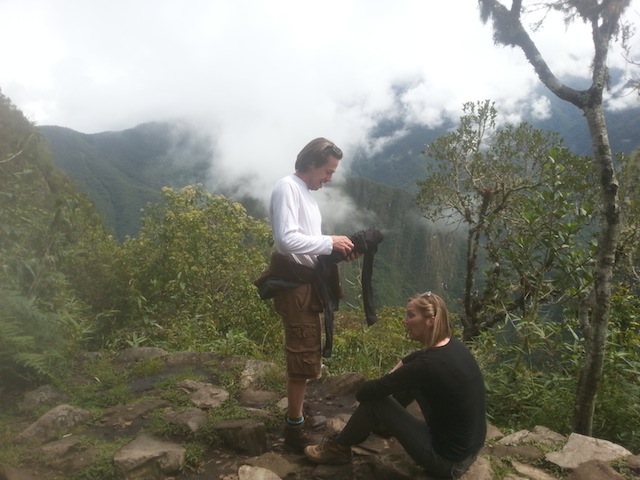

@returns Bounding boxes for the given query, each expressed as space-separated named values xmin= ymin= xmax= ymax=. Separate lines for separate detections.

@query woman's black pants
xmin=335 ymin=396 xmax=477 ymax=479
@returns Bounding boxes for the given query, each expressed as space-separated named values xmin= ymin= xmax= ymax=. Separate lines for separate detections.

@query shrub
xmin=113 ymin=185 xmax=278 ymax=351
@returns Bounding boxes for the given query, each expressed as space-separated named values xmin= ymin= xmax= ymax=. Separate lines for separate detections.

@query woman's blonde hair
xmin=409 ymin=291 xmax=451 ymax=349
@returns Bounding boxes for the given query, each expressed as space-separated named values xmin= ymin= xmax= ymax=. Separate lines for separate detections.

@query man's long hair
xmin=295 ymin=137 xmax=343 ymax=172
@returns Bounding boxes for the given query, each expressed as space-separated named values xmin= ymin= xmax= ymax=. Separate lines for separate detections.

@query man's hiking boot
xmin=283 ymin=421 xmax=315 ymax=453
xmin=304 ymin=435 xmax=352 ymax=465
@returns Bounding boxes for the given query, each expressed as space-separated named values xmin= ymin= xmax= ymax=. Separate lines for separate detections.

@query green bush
xmin=474 ymin=296 xmax=640 ymax=452
xmin=113 ymin=185 xmax=278 ymax=352
xmin=327 ymin=306 xmax=414 ymax=379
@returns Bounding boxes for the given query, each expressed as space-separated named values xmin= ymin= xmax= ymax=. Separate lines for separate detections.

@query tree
xmin=417 ymin=100 xmax=596 ymax=340
xmin=118 ymin=185 xmax=276 ymax=351
xmin=478 ymin=0 xmax=634 ymax=436
xmin=0 ymin=90 xmax=100 ymax=382
xmin=616 ymin=149 xmax=640 ymax=285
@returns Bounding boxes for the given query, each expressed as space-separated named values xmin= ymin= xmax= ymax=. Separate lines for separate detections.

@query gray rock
xmin=499 ymin=429 xmax=534 ymax=445
xmin=545 ymin=433 xmax=632 ymax=469
xmin=239 ymin=359 xmax=280 ymax=389
xmin=486 ymin=423 xmax=504 ymax=441
xmin=276 ymin=396 xmax=288 ymax=410
xmin=237 ymin=388 xmax=281 ymax=407
xmin=499 ymin=426 xmax=566 ymax=447
xmin=39 ymin=435 xmax=82 ymax=460
xmin=15 ymin=404 xmax=91 ymax=445
xmin=113 ymin=347 xmax=169 ymax=365
xmin=163 ymin=407 xmax=208 ymax=433
xmin=326 ymin=412 xmax=351 ymax=433
xmin=488 ymin=444 xmax=544 ymax=460
xmin=566 ymin=459 xmax=624 ymax=480
xmin=307 ymin=414 xmax=327 ymax=430
xmin=99 ymin=398 xmax=171 ymax=428
xmin=511 ymin=459 xmax=558 ymax=480
xmin=243 ymin=406 xmax=278 ymax=422
xmin=214 ymin=418 xmax=267 ymax=455
xmin=626 ymin=453 xmax=640 ymax=472
xmin=18 ymin=384 xmax=68 ymax=412
xmin=0 ymin=466 xmax=41 ymax=480
xmin=461 ymin=456 xmax=493 ymax=480
xmin=177 ymin=379 xmax=229 ymax=409
xmin=324 ymin=372 xmax=366 ymax=397
xmin=238 ymin=464 xmax=282 ymax=480
xmin=368 ymin=452 xmax=429 ymax=479
xmin=39 ymin=436 xmax=100 ymax=472
xmin=529 ymin=426 xmax=567 ymax=445
xmin=113 ymin=434 xmax=185 ymax=480
xmin=245 ymin=452 xmax=296 ymax=478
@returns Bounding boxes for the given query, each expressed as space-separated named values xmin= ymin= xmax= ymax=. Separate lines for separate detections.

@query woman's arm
xmin=389 ymin=360 xmax=404 ymax=373
xmin=356 ymin=356 xmax=424 ymax=402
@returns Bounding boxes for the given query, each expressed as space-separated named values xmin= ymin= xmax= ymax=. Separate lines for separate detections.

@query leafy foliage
xmin=0 ymin=90 xmax=102 ymax=384
xmin=2 ymin=86 xmax=639 ymax=457
xmin=114 ymin=184 xmax=278 ymax=352
xmin=478 ymin=0 xmax=634 ymax=438
xmin=417 ymin=100 xmax=597 ymax=339
xmin=617 ymin=149 xmax=640 ymax=285
xmin=418 ymin=100 xmax=639 ymax=451
xmin=327 ymin=307 xmax=414 ymax=379
xmin=475 ymin=283 xmax=640 ymax=452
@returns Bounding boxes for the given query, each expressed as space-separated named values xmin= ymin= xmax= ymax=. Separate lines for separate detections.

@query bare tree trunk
xmin=574 ymin=106 xmax=620 ymax=435
xmin=463 ymin=194 xmax=493 ymax=341
xmin=463 ymin=224 xmax=481 ymax=341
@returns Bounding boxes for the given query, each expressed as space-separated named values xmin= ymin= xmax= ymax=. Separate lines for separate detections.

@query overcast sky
xmin=1 ymin=0 xmax=639 ymax=203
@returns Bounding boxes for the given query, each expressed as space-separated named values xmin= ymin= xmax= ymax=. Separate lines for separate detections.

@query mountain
xmin=39 ymin=122 xmax=213 ymax=240
xmin=39 ymin=90 xmax=640 ymax=240
xmin=37 ymin=95 xmax=640 ymax=306
xmin=350 ymin=88 xmax=640 ymax=192
xmin=38 ymin=121 xmax=472 ymax=306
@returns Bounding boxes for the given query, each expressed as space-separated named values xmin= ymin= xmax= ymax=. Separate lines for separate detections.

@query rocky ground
xmin=1 ymin=347 xmax=639 ymax=480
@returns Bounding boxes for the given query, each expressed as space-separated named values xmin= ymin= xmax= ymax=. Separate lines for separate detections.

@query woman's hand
xmin=389 ymin=360 xmax=404 ymax=373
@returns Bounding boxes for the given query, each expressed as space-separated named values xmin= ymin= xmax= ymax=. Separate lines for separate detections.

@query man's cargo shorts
xmin=274 ymin=283 xmax=323 ymax=380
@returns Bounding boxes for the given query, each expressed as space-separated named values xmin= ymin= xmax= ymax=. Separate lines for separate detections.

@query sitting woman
xmin=304 ymin=291 xmax=486 ymax=479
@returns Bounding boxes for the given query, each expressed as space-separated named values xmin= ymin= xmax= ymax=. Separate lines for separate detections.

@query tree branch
xmin=1 ymin=133 xmax=35 ymax=164
xmin=478 ymin=0 xmax=586 ymax=106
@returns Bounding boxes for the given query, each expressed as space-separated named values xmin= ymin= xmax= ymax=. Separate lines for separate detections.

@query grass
xmin=2 ymin=301 xmax=638 ymax=478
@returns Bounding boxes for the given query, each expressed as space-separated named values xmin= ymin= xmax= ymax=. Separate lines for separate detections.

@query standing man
xmin=267 ymin=137 xmax=355 ymax=453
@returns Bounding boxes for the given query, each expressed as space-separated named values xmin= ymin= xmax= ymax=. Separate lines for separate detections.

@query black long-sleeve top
xmin=356 ymin=337 xmax=487 ymax=462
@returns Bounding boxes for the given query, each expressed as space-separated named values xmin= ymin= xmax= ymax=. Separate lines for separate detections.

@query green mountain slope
xmin=335 ymin=177 xmax=466 ymax=307
xmin=37 ymin=97 xmax=640 ymax=306
xmin=351 ymin=90 xmax=640 ymax=192
xmin=39 ymin=123 xmax=212 ymax=240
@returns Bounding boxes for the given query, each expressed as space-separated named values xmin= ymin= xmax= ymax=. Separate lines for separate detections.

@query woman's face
xmin=404 ymin=299 xmax=433 ymax=344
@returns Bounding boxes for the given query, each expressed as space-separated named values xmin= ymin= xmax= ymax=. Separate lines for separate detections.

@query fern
xmin=0 ymin=289 xmax=61 ymax=383
xmin=12 ymin=352 xmax=55 ymax=379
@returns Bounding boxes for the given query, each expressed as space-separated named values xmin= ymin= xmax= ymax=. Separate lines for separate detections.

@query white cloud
xmin=1 ymin=0 xmax=639 ymax=207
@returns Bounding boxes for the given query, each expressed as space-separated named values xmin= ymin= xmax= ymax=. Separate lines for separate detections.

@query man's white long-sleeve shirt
xmin=269 ymin=174 xmax=333 ymax=267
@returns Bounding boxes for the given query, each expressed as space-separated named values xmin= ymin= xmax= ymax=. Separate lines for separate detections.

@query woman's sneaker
xmin=304 ymin=435 xmax=352 ymax=465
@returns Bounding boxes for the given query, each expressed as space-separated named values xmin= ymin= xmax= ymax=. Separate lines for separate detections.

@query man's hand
xmin=331 ymin=235 xmax=355 ymax=257
xmin=344 ymin=251 xmax=361 ymax=262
